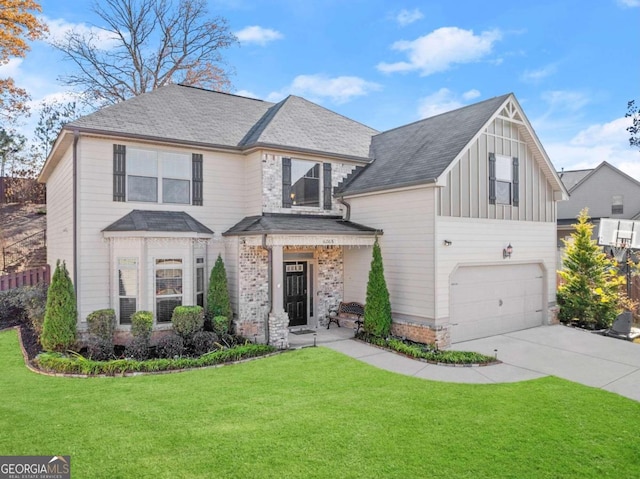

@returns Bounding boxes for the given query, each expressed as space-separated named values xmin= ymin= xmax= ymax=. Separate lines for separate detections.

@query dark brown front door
xmin=284 ymin=262 xmax=307 ymax=326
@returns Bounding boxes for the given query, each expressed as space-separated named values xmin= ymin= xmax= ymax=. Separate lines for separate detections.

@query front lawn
xmin=1 ymin=329 xmax=639 ymax=478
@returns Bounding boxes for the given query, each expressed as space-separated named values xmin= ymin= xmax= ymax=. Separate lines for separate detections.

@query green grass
xmin=1 ymin=329 xmax=639 ymax=478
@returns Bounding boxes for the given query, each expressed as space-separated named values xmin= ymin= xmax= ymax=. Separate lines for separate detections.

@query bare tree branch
xmin=52 ymin=0 xmax=237 ymax=106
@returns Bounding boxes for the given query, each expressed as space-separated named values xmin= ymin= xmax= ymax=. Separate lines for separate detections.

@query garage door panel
xmin=450 ymin=263 xmax=544 ymax=343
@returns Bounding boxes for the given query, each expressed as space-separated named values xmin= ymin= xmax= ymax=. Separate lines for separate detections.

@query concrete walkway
xmin=288 ymin=324 xmax=640 ymax=402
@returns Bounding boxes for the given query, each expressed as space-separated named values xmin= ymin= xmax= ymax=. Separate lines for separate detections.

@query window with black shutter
xmin=512 ymin=157 xmax=519 ymax=207
xmin=282 ymin=157 xmax=292 ymax=208
xmin=488 ymin=152 xmax=496 ymax=205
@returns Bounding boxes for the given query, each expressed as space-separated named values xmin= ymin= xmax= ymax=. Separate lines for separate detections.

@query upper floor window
xmin=612 ymin=195 xmax=623 ymax=215
xmin=113 ymin=145 xmax=203 ymax=205
xmin=282 ymin=157 xmax=332 ymax=210
xmin=489 ymin=153 xmax=519 ymax=207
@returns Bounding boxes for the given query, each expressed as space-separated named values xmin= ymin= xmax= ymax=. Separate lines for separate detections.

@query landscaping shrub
xmin=86 ymin=336 xmax=114 ymax=361
xmin=558 ymin=209 xmax=625 ymax=329
xmin=207 ymin=254 xmax=232 ymax=320
xmin=41 ymin=260 xmax=77 ymax=352
xmin=156 ymin=333 xmax=185 ymax=358
xmin=212 ymin=315 xmax=229 ymax=336
xmin=131 ymin=311 xmax=153 ymax=342
xmin=171 ymin=305 xmax=204 ymax=341
xmin=86 ymin=309 xmax=116 ymax=341
xmin=364 ymin=237 xmax=392 ymax=337
xmin=0 ymin=288 xmax=28 ymax=326
xmin=20 ymin=283 xmax=48 ymax=336
xmin=125 ymin=337 xmax=149 ymax=360
xmin=191 ymin=331 xmax=219 ymax=356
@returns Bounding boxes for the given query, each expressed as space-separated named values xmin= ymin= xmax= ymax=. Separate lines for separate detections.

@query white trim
xmin=342 ymin=182 xmax=436 ymax=199
xmin=243 ymin=234 xmax=376 ymax=247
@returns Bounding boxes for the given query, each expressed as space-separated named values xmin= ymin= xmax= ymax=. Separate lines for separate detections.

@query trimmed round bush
xmin=86 ymin=309 xmax=115 ymax=341
xmin=86 ymin=336 xmax=114 ymax=361
xmin=191 ymin=331 xmax=219 ymax=356
xmin=131 ymin=311 xmax=153 ymax=341
xmin=156 ymin=334 xmax=184 ymax=358
xmin=171 ymin=306 xmax=204 ymax=340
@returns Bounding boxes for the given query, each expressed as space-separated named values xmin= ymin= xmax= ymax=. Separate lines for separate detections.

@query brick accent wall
xmin=315 ymin=246 xmax=344 ymax=325
xmin=390 ymin=320 xmax=451 ymax=348
xmin=262 ymin=153 xmax=357 ymax=215
xmin=236 ymin=244 xmax=269 ymax=340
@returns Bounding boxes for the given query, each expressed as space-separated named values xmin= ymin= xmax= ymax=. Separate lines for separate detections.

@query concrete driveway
xmin=450 ymin=325 xmax=640 ymax=402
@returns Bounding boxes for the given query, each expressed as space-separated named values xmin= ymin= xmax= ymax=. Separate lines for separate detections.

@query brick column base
xmin=268 ymin=311 xmax=290 ymax=349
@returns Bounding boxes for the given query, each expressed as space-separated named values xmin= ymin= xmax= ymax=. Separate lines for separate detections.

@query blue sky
xmin=4 ymin=0 xmax=640 ymax=178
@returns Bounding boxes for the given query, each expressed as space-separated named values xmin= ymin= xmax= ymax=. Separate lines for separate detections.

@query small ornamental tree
xmin=557 ymin=209 xmax=625 ymax=329
xmin=207 ymin=254 xmax=232 ymax=321
xmin=41 ymin=260 xmax=77 ymax=351
xmin=364 ymin=237 xmax=392 ymax=337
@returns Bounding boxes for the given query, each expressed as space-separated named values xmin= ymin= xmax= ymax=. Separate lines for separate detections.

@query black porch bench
xmin=327 ymin=301 xmax=365 ymax=332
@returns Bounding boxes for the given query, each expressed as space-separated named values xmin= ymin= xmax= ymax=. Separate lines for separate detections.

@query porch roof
xmin=222 ymin=213 xmax=382 ymax=236
xmin=103 ymin=210 xmax=214 ymax=234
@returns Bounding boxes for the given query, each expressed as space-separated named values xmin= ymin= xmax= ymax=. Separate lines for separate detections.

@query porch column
xmin=268 ymin=244 xmax=289 ymax=348
xmin=271 ymin=245 xmax=284 ymax=314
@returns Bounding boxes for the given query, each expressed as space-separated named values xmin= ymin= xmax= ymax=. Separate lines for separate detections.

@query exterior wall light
xmin=443 ymin=239 xmax=452 ymax=246
xmin=503 ymin=243 xmax=513 ymax=259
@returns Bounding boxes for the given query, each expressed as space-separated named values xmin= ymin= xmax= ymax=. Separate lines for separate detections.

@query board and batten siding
xmin=434 ymin=216 xmax=557 ymax=321
xmin=345 ymin=187 xmax=437 ymax=321
xmin=439 ymin=117 xmax=556 ymax=223
xmin=74 ymin=136 xmax=247 ymax=321
xmin=45 ymin=147 xmax=74 ymax=277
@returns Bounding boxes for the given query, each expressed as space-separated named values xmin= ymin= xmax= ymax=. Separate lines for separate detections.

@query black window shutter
xmin=512 ymin=157 xmax=519 ymax=207
xmin=488 ymin=152 xmax=496 ymax=205
xmin=323 ymin=163 xmax=332 ymax=210
xmin=192 ymin=153 xmax=203 ymax=206
xmin=113 ymin=144 xmax=126 ymax=202
xmin=282 ymin=157 xmax=292 ymax=208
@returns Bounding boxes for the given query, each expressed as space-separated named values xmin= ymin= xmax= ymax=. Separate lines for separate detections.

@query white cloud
xmin=396 ymin=8 xmax=424 ymax=26
xmin=235 ymin=26 xmax=283 ymax=46
xmin=521 ymin=63 xmax=557 ymax=83
xmin=545 ymin=116 xmax=640 ymax=181
xmin=267 ymin=74 xmax=381 ymax=104
xmin=0 ymin=58 xmax=24 ymax=76
xmin=617 ymin=0 xmax=640 ymax=7
xmin=377 ymin=27 xmax=502 ymax=76
xmin=462 ymin=89 xmax=481 ymax=100
xmin=417 ymin=88 xmax=462 ymax=118
xmin=43 ymin=16 xmax=123 ymax=50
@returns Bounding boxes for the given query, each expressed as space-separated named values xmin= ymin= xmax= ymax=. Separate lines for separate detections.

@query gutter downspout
xmin=337 ymin=196 xmax=351 ymax=221
xmin=72 ymin=129 xmax=79 ymax=297
xmin=261 ymin=234 xmax=271 ymax=344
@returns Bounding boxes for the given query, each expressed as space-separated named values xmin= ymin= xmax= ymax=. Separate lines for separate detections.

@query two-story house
xmin=39 ymin=85 xmax=567 ymax=347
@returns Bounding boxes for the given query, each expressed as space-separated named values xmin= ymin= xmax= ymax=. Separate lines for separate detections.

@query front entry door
xmin=284 ymin=262 xmax=307 ymax=326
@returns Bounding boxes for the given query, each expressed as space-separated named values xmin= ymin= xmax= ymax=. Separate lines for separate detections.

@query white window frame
xmin=195 ymin=257 xmax=205 ymax=308
xmin=495 ymin=154 xmax=512 ymax=205
xmin=155 ymin=258 xmax=184 ymax=324
xmin=117 ymin=257 xmax=138 ymax=325
xmin=612 ymin=195 xmax=624 ymax=215
xmin=127 ymin=148 xmax=191 ymax=205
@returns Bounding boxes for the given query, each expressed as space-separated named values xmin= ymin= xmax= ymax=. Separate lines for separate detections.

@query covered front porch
xmin=223 ymin=213 xmax=381 ymax=348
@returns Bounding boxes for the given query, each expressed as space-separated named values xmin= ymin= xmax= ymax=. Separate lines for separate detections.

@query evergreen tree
xmin=207 ymin=254 xmax=232 ymax=321
xmin=364 ymin=238 xmax=392 ymax=337
xmin=557 ymin=209 xmax=624 ymax=329
xmin=41 ymin=260 xmax=77 ymax=351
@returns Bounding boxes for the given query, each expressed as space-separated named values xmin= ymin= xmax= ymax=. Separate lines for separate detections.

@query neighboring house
xmin=39 ymin=85 xmax=567 ymax=347
xmin=557 ymin=162 xmax=640 ymax=247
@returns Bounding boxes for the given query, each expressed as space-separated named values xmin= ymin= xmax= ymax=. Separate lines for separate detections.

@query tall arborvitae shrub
xmin=364 ymin=238 xmax=392 ymax=337
xmin=207 ymin=254 xmax=232 ymax=321
xmin=41 ymin=260 xmax=77 ymax=351
xmin=557 ymin=208 xmax=624 ymax=329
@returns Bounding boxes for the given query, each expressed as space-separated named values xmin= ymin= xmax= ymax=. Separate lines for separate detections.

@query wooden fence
xmin=0 ymin=265 xmax=50 ymax=292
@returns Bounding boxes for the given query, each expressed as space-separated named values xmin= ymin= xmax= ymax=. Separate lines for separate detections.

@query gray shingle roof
xmin=337 ymin=94 xmax=511 ymax=196
xmin=68 ymin=84 xmax=377 ymax=160
xmin=558 ymin=168 xmax=593 ymax=191
xmin=223 ymin=213 xmax=381 ymax=236
xmin=103 ymin=210 xmax=213 ymax=234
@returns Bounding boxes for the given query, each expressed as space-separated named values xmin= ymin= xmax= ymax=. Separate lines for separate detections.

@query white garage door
xmin=450 ymin=263 xmax=544 ymax=343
